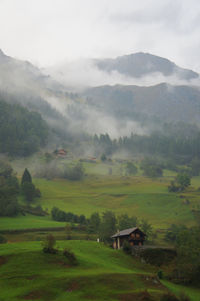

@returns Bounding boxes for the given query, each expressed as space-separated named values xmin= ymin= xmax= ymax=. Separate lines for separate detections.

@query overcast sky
xmin=0 ymin=0 xmax=200 ymax=71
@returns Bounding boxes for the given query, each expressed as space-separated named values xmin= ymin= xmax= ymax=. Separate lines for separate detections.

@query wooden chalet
xmin=54 ymin=149 xmax=67 ymax=157
xmin=111 ymin=227 xmax=146 ymax=249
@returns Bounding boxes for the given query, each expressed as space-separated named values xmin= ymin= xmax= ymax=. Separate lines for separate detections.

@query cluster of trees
xmin=51 ymin=208 xmax=152 ymax=242
xmin=0 ymin=161 xmax=20 ymax=216
xmin=0 ymin=99 xmax=48 ymax=156
xmin=125 ymin=162 xmax=138 ymax=175
xmin=165 ymin=224 xmax=200 ymax=286
xmin=0 ymin=163 xmax=41 ymax=217
xmin=168 ymin=173 xmax=191 ymax=192
xmin=63 ymin=163 xmax=85 ymax=180
xmin=91 ymin=123 xmax=200 ymax=164
xmin=140 ymin=158 xmax=163 ymax=178
xmin=36 ymin=161 xmax=85 ymax=181
xmin=51 ymin=207 xmax=87 ymax=224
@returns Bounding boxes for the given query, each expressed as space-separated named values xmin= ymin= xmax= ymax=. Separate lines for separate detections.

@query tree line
xmin=91 ymin=122 xmax=200 ymax=164
xmin=51 ymin=207 xmax=153 ymax=242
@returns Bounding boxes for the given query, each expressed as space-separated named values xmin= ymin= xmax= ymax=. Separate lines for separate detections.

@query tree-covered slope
xmin=0 ymin=100 xmax=48 ymax=156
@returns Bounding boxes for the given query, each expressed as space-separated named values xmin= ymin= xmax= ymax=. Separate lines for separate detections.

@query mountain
xmin=0 ymin=48 xmax=68 ymax=94
xmin=47 ymin=52 xmax=199 ymax=89
xmin=1 ymin=48 xmax=200 ymax=141
xmin=83 ymin=83 xmax=200 ymax=124
xmin=0 ymin=49 xmax=78 ymax=144
xmin=95 ymin=52 xmax=199 ymax=80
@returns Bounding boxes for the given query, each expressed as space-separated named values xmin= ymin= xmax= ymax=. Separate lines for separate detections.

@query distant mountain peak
xmin=96 ymin=52 xmax=199 ymax=80
xmin=0 ymin=49 xmax=6 ymax=56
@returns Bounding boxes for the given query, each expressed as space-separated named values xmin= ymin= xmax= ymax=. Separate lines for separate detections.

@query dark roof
xmin=111 ymin=227 xmax=142 ymax=238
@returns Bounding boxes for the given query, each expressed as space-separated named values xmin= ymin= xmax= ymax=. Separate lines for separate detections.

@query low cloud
xmin=46 ymin=58 xmax=200 ymax=92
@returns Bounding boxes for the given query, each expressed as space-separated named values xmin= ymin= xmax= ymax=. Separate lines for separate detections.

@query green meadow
xmin=1 ymin=161 xmax=200 ymax=300
xmin=0 ymin=241 xmax=200 ymax=301
xmin=1 ymin=240 xmax=199 ymax=301
xmin=32 ymin=175 xmax=195 ymax=228
xmin=1 ymin=170 xmax=200 ymax=231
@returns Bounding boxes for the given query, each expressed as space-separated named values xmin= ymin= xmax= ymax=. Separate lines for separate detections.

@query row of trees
xmin=91 ymin=123 xmax=200 ymax=165
xmin=51 ymin=208 xmax=153 ymax=242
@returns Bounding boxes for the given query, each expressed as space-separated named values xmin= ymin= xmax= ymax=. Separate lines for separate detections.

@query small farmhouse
xmin=111 ymin=227 xmax=146 ymax=249
xmin=54 ymin=149 xmax=67 ymax=157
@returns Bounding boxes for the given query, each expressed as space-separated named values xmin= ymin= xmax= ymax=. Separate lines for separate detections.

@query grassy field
xmin=162 ymin=280 xmax=200 ymax=301
xmin=1 ymin=160 xmax=200 ymax=300
xmin=1 ymin=171 xmax=199 ymax=231
xmin=0 ymin=240 xmax=199 ymax=301
xmin=33 ymin=175 xmax=197 ymax=227
xmin=0 ymin=215 xmax=66 ymax=231
xmin=0 ymin=240 xmax=198 ymax=301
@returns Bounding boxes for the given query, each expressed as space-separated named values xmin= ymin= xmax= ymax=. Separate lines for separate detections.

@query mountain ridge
xmin=95 ymin=52 xmax=199 ymax=80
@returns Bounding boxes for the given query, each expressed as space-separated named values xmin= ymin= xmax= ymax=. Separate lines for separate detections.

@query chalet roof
xmin=111 ymin=227 xmax=141 ymax=238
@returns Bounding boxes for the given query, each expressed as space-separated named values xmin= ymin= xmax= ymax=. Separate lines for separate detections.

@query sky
xmin=0 ymin=0 xmax=200 ymax=71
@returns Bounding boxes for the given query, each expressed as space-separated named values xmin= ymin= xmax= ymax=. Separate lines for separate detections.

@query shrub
xmin=42 ymin=234 xmax=57 ymax=254
xmin=139 ymin=290 xmax=154 ymax=301
xmin=157 ymin=270 xmax=163 ymax=279
xmin=0 ymin=234 xmax=7 ymax=244
xmin=160 ymin=293 xmax=179 ymax=301
xmin=141 ymin=248 xmax=177 ymax=266
xmin=179 ymin=292 xmax=191 ymax=301
xmin=122 ymin=241 xmax=132 ymax=254
xmin=63 ymin=248 xmax=78 ymax=265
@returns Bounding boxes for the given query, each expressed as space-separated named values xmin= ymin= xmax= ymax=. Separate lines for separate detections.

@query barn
xmin=111 ymin=227 xmax=146 ymax=249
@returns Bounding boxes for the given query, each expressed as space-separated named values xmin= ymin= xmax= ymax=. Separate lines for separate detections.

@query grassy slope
xmin=34 ymin=175 xmax=195 ymax=227
xmin=0 ymin=215 xmax=66 ymax=231
xmin=162 ymin=280 xmax=200 ymax=301
xmin=0 ymin=240 xmax=200 ymax=301
xmin=1 ymin=173 xmax=198 ymax=231
xmin=0 ymin=240 xmax=171 ymax=301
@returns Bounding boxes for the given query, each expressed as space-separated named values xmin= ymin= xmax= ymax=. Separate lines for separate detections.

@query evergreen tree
xmin=21 ymin=168 xmax=32 ymax=185
xmin=99 ymin=211 xmax=116 ymax=242
xmin=88 ymin=212 xmax=101 ymax=233
xmin=21 ymin=168 xmax=41 ymax=202
xmin=21 ymin=182 xmax=36 ymax=203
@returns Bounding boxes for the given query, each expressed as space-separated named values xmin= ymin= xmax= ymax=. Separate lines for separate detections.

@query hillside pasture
xmin=0 ymin=174 xmax=197 ymax=231
xmin=0 ymin=240 xmax=174 ymax=301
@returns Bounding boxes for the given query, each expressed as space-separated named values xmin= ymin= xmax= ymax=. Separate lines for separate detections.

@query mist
xmin=46 ymin=57 xmax=200 ymax=92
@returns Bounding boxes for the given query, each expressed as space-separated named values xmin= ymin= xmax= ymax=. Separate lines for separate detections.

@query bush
xmin=42 ymin=234 xmax=57 ymax=254
xmin=179 ymin=292 xmax=191 ymax=301
xmin=141 ymin=248 xmax=177 ymax=266
xmin=122 ymin=241 xmax=132 ymax=254
xmin=63 ymin=163 xmax=85 ymax=181
xmin=160 ymin=293 xmax=179 ymax=301
xmin=0 ymin=234 xmax=7 ymax=244
xmin=63 ymin=248 xmax=78 ymax=265
xmin=157 ymin=270 xmax=163 ymax=279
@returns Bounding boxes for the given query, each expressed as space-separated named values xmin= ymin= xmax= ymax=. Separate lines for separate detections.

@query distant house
xmin=54 ymin=149 xmax=67 ymax=157
xmin=111 ymin=227 xmax=146 ymax=249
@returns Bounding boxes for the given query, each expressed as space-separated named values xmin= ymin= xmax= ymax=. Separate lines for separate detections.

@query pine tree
xmin=21 ymin=168 xmax=32 ymax=185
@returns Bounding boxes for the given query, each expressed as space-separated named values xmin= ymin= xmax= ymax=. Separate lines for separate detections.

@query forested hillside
xmin=0 ymin=100 xmax=48 ymax=156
